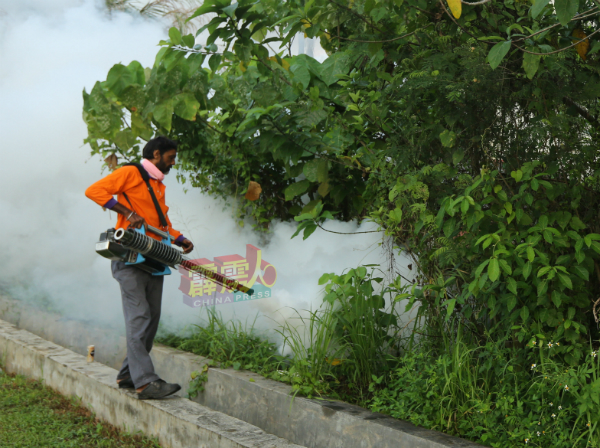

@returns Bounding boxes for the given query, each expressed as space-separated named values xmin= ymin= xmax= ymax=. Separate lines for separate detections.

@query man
xmin=85 ymin=136 xmax=194 ymax=400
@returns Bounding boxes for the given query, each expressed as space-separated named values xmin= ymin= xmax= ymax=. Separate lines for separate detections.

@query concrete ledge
xmin=0 ymin=318 xmax=303 ymax=448
xmin=152 ymin=346 xmax=484 ymax=448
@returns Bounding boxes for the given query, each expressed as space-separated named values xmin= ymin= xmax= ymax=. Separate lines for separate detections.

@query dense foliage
xmin=84 ymin=0 xmax=600 ymax=444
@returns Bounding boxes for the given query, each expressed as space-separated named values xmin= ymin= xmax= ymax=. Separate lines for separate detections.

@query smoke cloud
xmin=0 ymin=0 xmax=414 ymax=342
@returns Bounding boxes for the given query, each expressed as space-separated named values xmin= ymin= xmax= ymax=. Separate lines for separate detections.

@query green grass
xmin=157 ymin=307 xmax=287 ymax=375
xmin=0 ymin=369 xmax=161 ymax=448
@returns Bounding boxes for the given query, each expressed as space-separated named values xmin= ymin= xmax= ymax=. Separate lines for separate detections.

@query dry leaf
xmin=326 ymin=357 xmax=343 ymax=366
xmin=245 ymin=181 xmax=262 ymax=201
xmin=267 ymin=56 xmax=290 ymax=71
xmin=447 ymin=0 xmax=462 ymax=19
xmin=573 ymin=29 xmax=589 ymax=61
xmin=104 ymin=154 xmax=118 ymax=171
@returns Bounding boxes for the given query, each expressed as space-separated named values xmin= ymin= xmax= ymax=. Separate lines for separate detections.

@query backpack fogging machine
xmin=96 ymin=225 xmax=254 ymax=295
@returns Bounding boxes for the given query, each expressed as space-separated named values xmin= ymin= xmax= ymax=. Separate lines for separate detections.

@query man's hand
xmin=181 ymin=239 xmax=194 ymax=254
xmin=128 ymin=213 xmax=146 ymax=229
xmin=112 ymin=203 xmax=146 ymax=229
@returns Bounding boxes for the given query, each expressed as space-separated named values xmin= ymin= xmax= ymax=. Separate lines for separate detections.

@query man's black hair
xmin=142 ymin=136 xmax=178 ymax=160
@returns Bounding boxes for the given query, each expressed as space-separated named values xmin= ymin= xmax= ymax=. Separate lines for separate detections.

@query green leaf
xmin=523 ymin=262 xmax=532 ymax=279
xmin=291 ymin=63 xmax=311 ymax=89
xmin=555 ymin=211 xmax=572 ymax=229
xmin=443 ymin=219 xmax=455 ymax=238
xmin=476 ymin=259 xmax=490 ymax=278
xmin=182 ymin=34 xmax=195 ymax=48
xmin=174 ymin=93 xmax=200 ymax=120
xmin=444 ymin=299 xmax=457 ymax=320
xmin=153 ymin=100 xmax=174 ymax=131
xmin=555 ymin=0 xmax=578 ymax=26
xmin=537 ymin=266 xmax=552 ymax=277
xmin=570 ymin=216 xmax=587 ymax=231
xmin=127 ymin=60 xmax=146 ymax=86
xmin=233 ymin=38 xmax=252 ymax=63
xmin=303 ymin=223 xmax=318 ymax=239
xmin=131 ymin=113 xmax=153 ymax=140
xmin=523 ymin=52 xmax=541 ymax=79
xmin=439 ymin=130 xmax=456 ymax=148
xmin=589 ymin=41 xmax=600 ymax=56
xmin=303 ymin=158 xmax=328 ymax=182
xmin=318 ymin=181 xmax=331 ymax=197
xmin=507 ymin=277 xmax=518 ymax=295
xmin=531 ymin=0 xmax=550 ymax=18
xmin=499 ymin=259 xmax=512 ymax=275
xmin=209 ymin=54 xmax=222 ymax=72
xmin=222 ymin=2 xmax=238 ymax=18
xmin=169 ymin=27 xmax=182 ymax=45
xmin=537 ymin=280 xmax=548 ymax=297
xmin=113 ymin=129 xmax=137 ymax=150
xmin=511 ymin=170 xmax=523 ymax=182
xmin=526 ymin=246 xmax=535 ymax=262
xmin=106 ymin=64 xmax=135 ymax=96
xmin=188 ymin=3 xmax=222 ymax=22
xmin=452 ymin=149 xmax=464 ymax=164
xmin=572 ymin=265 xmax=589 ymax=281
xmin=320 ymin=52 xmax=351 ymax=86
xmin=520 ymin=306 xmax=530 ymax=322
xmin=285 ymin=180 xmax=310 ymax=201
xmin=390 ymin=207 xmax=403 ymax=222
xmin=507 ymin=294 xmax=517 ymax=311
xmin=487 ymin=41 xmax=512 ymax=70
xmin=488 ymin=258 xmax=500 ymax=281
xmin=552 ymin=290 xmax=562 ymax=308
xmin=557 ymin=272 xmax=573 ymax=290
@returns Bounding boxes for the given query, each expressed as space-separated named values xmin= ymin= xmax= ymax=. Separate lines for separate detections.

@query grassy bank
xmin=157 ymin=265 xmax=600 ymax=447
xmin=0 ymin=368 xmax=160 ymax=448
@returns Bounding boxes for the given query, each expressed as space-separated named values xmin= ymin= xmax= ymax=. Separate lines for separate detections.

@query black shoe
xmin=117 ymin=377 xmax=135 ymax=389
xmin=137 ymin=379 xmax=181 ymax=400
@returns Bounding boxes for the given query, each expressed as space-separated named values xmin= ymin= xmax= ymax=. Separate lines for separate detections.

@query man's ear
xmin=153 ymin=149 xmax=161 ymax=161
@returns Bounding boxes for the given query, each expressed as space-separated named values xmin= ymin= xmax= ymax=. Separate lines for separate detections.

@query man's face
xmin=155 ymin=149 xmax=177 ymax=174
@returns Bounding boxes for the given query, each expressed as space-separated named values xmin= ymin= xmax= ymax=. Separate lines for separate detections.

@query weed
xmin=0 ymin=369 xmax=161 ymax=447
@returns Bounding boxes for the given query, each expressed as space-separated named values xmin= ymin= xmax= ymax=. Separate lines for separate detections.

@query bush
xmin=369 ymin=335 xmax=600 ymax=447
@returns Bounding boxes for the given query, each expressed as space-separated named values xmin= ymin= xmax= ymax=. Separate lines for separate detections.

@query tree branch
xmin=334 ymin=30 xmax=417 ymax=43
xmin=563 ymin=96 xmax=600 ymax=129
xmin=316 ymin=222 xmax=380 ymax=234
xmin=329 ymin=0 xmax=384 ymax=33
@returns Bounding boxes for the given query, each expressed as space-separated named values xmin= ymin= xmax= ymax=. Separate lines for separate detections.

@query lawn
xmin=0 ymin=368 xmax=161 ymax=448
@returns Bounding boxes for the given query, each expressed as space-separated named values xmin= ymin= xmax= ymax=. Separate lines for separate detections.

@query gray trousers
xmin=111 ymin=260 xmax=164 ymax=388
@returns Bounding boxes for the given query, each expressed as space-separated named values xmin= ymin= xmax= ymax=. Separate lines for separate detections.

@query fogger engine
xmin=96 ymin=226 xmax=254 ymax=295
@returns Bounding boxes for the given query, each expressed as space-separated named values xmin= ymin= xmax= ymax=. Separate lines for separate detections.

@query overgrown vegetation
xmin=0 ymin=368 xmax=161 ymax=447
xmin=85 ymin=0 xmax=600 ymax=445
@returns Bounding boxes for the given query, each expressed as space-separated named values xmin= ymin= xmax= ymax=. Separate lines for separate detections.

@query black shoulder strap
xmin=122 ymin=163 xmax=168 ymax=228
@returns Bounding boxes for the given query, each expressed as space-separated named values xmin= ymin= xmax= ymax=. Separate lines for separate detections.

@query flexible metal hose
xmin=114 ymin=228 xmax=183 ymax=267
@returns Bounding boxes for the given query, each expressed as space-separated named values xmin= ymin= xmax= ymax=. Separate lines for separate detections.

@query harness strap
xmin=122 ymin=163 xmax=168 ymax=228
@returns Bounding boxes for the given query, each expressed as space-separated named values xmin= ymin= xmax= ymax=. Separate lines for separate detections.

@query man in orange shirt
xmin=86 ymin=136 xmax=194 ymax=400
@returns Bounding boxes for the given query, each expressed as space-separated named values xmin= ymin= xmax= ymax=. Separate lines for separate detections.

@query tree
xmin=84 ymin=0 xmax=600 ymax=360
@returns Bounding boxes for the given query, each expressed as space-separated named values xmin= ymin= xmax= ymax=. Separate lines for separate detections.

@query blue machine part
xmin=125 ymin=226 xmax=172 ymax=276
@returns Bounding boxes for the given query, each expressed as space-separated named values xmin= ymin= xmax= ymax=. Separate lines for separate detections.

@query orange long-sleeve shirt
xmin=85 ymin=165 xmax=183 ymax=243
